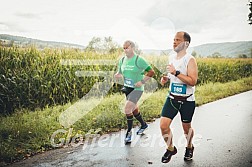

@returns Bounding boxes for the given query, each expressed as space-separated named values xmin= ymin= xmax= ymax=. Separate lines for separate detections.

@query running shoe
xmin=161 ymin=146 xmax=177 ymax=163
xmin=136 ymin=123 xmax=148 ymax=135
xmin=184 ymin=145 xmax=194 ymax=161
xmin=124 ymin=131 xmax=132 ymax=144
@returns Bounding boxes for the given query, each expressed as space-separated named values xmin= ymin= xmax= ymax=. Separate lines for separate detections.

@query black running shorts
xmin=122 ymin=86 xmax=143 ymax=104
xmin=161 ymin=97 xmax=195 ymax=123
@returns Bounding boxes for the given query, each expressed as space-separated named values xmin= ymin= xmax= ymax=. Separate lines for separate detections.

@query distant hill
xmin=0 ymin=34 xmax=85 ymax=49
xmin=142 ymin=41 xmax=252 ymax=58
xmin=193 ymin=41 xmax=252 ymax=58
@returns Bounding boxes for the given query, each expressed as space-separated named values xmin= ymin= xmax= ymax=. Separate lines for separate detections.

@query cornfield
xmin=1 ymin=46 xmax=252 ymax=114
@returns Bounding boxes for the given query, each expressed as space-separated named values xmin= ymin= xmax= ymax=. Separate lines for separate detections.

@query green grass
xmin=0 ymin=76 xmax=252 ymax=164
xmin=195 ymin=78 xmax=252 ymax=105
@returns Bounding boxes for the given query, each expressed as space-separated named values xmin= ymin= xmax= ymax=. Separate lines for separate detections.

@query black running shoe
xmin=161 ymin=146 xmax=177 ymax=163
xmin=184 ymin=145 xmax=194 ymax=161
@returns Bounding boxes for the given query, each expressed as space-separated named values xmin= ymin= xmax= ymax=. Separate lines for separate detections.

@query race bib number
xmin=124 ymin=78 xmax=134 ymax=87
xmin=171 ymin=83 xmax=187 ymax=95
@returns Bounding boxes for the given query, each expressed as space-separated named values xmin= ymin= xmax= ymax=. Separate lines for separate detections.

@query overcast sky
xmin=0 ymin=0 xmax=251 ymax=49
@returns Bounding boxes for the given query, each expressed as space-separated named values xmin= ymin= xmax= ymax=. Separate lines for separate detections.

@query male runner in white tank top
xmin=160 ymin=31 xmax=198 ymax=163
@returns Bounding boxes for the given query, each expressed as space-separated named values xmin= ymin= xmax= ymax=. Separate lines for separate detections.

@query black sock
xmin=126 ymin=115 xmax=133 ymax=133
xmin=134 ymin=113 xmax=146 ymax=127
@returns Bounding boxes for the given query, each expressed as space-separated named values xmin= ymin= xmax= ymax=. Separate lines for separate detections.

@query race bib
xmin=171 ymin=83 xmax=187 ymax=95
xmin=124 ymin=78 xmax=134 ymax=87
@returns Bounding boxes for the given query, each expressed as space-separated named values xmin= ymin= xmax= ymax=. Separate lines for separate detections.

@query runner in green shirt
xmin=114 ymin=40 xmax=155 ymax=144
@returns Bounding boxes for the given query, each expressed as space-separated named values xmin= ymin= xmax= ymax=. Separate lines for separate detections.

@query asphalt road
xmin=8 ymin=91 xmax=252 ymax=167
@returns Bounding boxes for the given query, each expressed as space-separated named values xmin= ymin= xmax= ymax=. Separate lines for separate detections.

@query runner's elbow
xmin=189 ymin=79 xmax=197 ymax=86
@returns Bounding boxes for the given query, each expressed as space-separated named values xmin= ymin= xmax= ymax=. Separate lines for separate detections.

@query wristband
xmin=141 ymin=79 xmax=146 ymax=84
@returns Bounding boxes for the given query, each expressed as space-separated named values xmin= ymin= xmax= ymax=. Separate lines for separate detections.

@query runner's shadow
xmin=184 ymin=159 xmax=194 ymax=166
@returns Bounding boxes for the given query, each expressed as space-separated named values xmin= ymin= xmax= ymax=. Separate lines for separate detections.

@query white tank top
xmin=168 ymin=53 xmax=195 ymax=101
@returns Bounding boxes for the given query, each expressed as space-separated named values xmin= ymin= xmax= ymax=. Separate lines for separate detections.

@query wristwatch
xmin=175 ymin=70 xmax=180 ymax=77
xmin=141 ymin=79 xmax=146 ymax=84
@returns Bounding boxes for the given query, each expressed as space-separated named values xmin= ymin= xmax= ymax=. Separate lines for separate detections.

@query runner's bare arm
xmin=177 ymin=57 xmax=198 ymax=86
xmin=134 ymin=69 xmax=155 ymax=87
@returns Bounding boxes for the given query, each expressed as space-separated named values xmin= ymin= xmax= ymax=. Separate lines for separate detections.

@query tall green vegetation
xmin=1 ymin=45 xmax=252 ymax=115
xmin=197 ymin=58 xmax=252 ymax=84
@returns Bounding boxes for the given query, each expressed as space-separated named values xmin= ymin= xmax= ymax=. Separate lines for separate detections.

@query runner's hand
xmin=134 ymin=81 xmax=143 ymax=87
xmin=161 ymin=75 xmax=169 ymax=86
xmin=167 ymin=64 xmax=176 ymax=75
xmin=114 ymin=73 xmax=123 ymax=80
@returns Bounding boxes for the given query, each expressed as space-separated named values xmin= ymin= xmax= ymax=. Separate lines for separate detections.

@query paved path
xmin=9 ymin=91 xmax=252 ymax=167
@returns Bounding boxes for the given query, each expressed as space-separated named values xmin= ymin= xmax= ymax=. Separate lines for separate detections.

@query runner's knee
xmin=160 ymin=124 xmax=171 ymax=133
xmin=183 ymin=127 xmax=194 ymax=135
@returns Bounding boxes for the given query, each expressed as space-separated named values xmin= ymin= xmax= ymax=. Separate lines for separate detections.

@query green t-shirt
xmin=118 ymin=54 xmax=152 ymax=91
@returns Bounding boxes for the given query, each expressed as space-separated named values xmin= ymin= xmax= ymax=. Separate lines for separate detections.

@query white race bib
xmin=124 ymin=78 xmax=134 ymax=87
